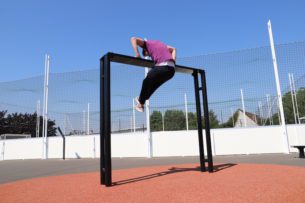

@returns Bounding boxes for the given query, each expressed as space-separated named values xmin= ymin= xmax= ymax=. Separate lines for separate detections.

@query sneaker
xmin=134 ymin=97 xmax=144 ymax=113
xmin=135 ymin=105 xmax=144 ymax=113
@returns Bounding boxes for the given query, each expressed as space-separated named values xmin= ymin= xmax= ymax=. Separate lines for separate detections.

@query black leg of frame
xmin=193 ymin=70 xmax=206 ymax=172
xmin=100 ymin=57 xmax=105 ymax=185
xmin=200 ymin=70 xmax=214 ymax=172
xmin=104 ymin=54 xmax=112 ymax=186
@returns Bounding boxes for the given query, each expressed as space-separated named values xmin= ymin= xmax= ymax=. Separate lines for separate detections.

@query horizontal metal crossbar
xmin=101 ymin=52 xmax=199 ymax=75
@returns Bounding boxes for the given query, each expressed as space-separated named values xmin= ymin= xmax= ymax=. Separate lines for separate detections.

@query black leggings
xmin=139 ymin=65 xmax=175 ymax=104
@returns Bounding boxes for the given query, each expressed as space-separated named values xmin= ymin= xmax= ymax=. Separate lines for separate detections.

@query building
xmin=234 ymin=109 xmax=258 ymax=128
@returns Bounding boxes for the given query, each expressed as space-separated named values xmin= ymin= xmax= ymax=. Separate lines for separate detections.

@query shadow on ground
xmin=113 ymin=163 xmax=237 ymax=186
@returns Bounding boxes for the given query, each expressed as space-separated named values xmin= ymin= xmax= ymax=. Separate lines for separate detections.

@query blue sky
xmin=1 ymin=0 xmax=305 ymax=82
xmin=1 ymin=0 xmax=305 ymax=131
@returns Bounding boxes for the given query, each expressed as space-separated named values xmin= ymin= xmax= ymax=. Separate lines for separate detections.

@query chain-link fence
xmin=1 ymin=41 xmax=304 ymax=137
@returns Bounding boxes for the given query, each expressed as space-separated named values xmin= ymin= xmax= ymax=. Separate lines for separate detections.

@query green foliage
xmin=150 ymin=109 xmax=221 ymax=131
xmin=164 ymin=110 xmax=186 ymax=131
xmin=0 ymin=111 xmax=57 ymax=137
xmin=205 ymin=110 xmax=220 ymax=129
xmin=150 ymin=111 xmax=163 ymax=131
xmin=188 ymin=112 xmax=197 ymax=130
xmin=259 ymin=87 xmax=305 ymax=125
xmin=274 ymin=88 xmax=305 ymax=124
xmin=282 ymin=91 xmax=296 ymax=124
xmin=222 ymin=111 xmax=239 ymax=128
xmin=296 ymin=88 xmax=305 ymax=120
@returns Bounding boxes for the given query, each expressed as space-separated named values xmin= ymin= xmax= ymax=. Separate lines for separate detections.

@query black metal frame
xmin=100 ymin=52 xmax=213 ymax=187
xmin=57 ymin=127 xmax=66 ymax=160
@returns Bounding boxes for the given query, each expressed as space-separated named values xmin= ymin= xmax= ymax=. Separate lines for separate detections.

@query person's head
xmin=142 ymin=42 xmax=149 ymax=57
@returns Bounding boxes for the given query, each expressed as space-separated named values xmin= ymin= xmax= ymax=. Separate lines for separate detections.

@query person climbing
xmin=130 ymin=37 xmax=176 ymax=112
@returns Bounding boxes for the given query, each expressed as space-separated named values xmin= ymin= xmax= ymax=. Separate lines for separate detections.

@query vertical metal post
xmin=268 ymin=20 xmax=290 ymax=153
xmin=288 ymin=73 xmax=297 ymax=124
xmin=58 ymin=127 xmax=65 ymax=160
xmin=100 ymin=57 xmax=105 ymax=185
xmin=143 ymin=38 xmax=152 ymax=157
xmin=162 ymin=111 xmax=165 ymax=131
xmin=42 ymin=55 xmax=50 ymax=159
xmin=266 ymin=94 xmax=273 ymax=125
xmin=200 ymin=70 xmax=213 ymax=172
xmin=104 ymin=54 xmax=112 ymax=186
xmin=87 ymin=103 xmax=90 ymax=135
xmin=258 ymin=101 xmax=263 ymax=125
xmin=231 ymin=108 xmax=235 ymax=127
xmin=133 ymin=99 xmax=136 ymax=132
xmin=240 ymin=88 xmax=247 ymax=127
xmin=130 ymin=116 xmax=132 ymax=132
xmin=83 ymin=110 xmax=86 ymax=134
xmin=42 ymin=55 xmax=47 ymax=156
xmin=36 ymin=100 xmax=40 ymax=137
xmin=277 ymin=101 xmax=281 ymax=125
xmin=144 ymin=56 xmax=152 ymax=158
xmin=193 ymin=70 xmax=206 ymax=172
xmin=63 ymin=114 xmax=66 ymax=136
xmin=291 ymin=74 xmax=300 ymax=123
xmin=184 ymin=93 xmax=189 ymax=131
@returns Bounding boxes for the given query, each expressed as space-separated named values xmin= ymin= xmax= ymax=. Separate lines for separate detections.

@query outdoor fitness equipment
xmin=100 ymin=52 xmax=213 ymax=187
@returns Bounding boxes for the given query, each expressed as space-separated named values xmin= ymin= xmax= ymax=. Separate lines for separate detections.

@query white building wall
xmin=286 ymin=124 xmax=305 ymax=146
xmin=0 ymin=125 xmax=304 ymax=161
xmin=212 ymin=126 xmax=283 ymax=155
xmin=1 ymin=137 xmax=43 ymax=160
xmin=111 ymin=132 xmax=149 ymax=157
xmin=152 ymin=131 xmax=201 ymax=157
xmin=0 ymin=140 xmax=4 ymax=160
xmin=48 ymin=136 xmax=64 ymax=158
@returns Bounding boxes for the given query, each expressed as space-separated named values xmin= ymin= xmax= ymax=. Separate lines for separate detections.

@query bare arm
xmin=167 ymin=45 xmax=177 ymax=62
xmin=130 ymin=37 xmax=145 ymax=58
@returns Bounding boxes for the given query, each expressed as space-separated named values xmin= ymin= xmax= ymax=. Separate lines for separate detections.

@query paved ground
xmin=0 ymin=153 xmax=304 ymax=184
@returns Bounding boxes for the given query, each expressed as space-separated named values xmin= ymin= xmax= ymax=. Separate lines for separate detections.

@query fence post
xmin=144 ymin=52 xmax=152 ymax=158
xmin=184 ymin=93 xmax=189 ymax=131
xmin=288 ymin=73 xmax=297 ymax=124
xmin=42 ymin=54 xmax=50 ymax=159
xmin=268 ymin=20 xmax=290 ymax=153
xmin=240 ymin=88 xmax=247 ymax=127
xmin=87 ymin=103 xmax=90 ymax=135
xmin=36 ymin=100 xmax=40 ymax=137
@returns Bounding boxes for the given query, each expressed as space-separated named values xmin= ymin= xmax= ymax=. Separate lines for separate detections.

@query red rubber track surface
xmin=1 ymin=163 xmax=305 ymax=203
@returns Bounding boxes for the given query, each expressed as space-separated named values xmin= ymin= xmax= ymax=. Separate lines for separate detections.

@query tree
xmin=150 ymin=111 xmax=163 ymax=132
xmin=149 ymin=109 xmax=221 ymax=131
xmin=0 ymin=111 xmax=8 ymax=135
xmin=0 ymin=111 xmax=57 ymax=137
xmin=278 ymin=87 xmax=305 ymax=124
xmin=222 ymin=111 xmax=239 ymax=128
xmin=204 ymin=110 xmax=220 ymax=129
xmin=188 ymin=112 xmax=197 ymax=130
xmin=164 ymin=110 xmax=186 ymax=131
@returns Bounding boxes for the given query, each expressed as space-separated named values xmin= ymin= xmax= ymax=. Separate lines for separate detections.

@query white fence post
xmin=133 ymin=99 xmax=136 ymax=132
xmin=240 ymin=88 xmax=247 ymax=127
xmin=291 ymin=74 xmax=300 ymax=124
xmin=87 ymin=103 xmax=90 ymax=135
xmin=144 ymin=45 xmax=152 ymax=157
xmin=268 ymin=20 xmax=290 ymax=153
xmin=184 ymin=93 xmax=189 ymax=131
xmin=42 ymin=54 xmax=50 ymax=159
xmin=162 ymin=111 xmax=165 ymax=131
xmin=36 ymin=100 xmax=40 ymax=138
xmin=288 ymin=73 xmax=297 ymax=124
